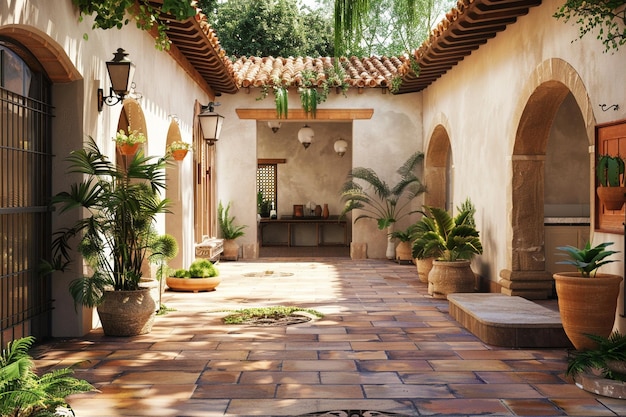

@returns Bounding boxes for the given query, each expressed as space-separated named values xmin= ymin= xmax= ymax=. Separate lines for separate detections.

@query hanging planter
xmin=113 ymin=129 xmax=146 ymax=156
xmin=596 ymin=155 xmax=626 ymax=210
xmin=167 ymin=140 xmax=191 ymax=161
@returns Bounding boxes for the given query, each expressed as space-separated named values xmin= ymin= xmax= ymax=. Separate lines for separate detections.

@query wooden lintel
xmin=236 ymin=108 xmax=374 ymax=121
xmin=258 ymin=158 xmax=287 ymax=164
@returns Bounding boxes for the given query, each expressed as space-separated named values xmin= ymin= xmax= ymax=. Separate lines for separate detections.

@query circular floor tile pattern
xmin=297 ymin=411 xmax=409 ymax=417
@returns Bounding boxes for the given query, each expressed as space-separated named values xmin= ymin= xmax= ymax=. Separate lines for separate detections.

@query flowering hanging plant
xmin=167 ymin=140 xmax=192 ymax=153
xmin=113 ymin=129 xmax=146 ymax=145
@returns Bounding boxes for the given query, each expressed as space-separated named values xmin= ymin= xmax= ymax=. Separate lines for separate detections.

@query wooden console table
xmin=259 ymin=216 xmax=348 ymax=247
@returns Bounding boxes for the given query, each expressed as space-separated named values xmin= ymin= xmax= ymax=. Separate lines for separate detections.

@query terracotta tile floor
xmin=32 ymin=258 xmax=626 ymax=416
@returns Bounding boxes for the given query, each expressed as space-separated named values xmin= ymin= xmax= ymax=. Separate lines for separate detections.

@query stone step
xmin=448 ymin=293 xmax=572 ymax=348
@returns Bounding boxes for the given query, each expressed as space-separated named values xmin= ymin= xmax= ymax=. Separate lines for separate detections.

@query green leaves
xmin=596 ymin=155 xmax=625 ymax=186
xmin=218 ymin=201 xmax=247 ymax=240
xmin=556 ymin=241 xmax=619 ymax=277
xmin=340 ymin=151 xmax=425 ymax=230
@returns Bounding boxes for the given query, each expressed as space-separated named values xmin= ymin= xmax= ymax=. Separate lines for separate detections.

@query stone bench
xmin=448 ymin=293 xmax=572 ymax=348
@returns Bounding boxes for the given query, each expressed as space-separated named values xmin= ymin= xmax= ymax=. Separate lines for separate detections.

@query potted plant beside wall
xmin=414 ymin=203 xmax=482 ymax=298
xmin=44 ymin=137 xmax=170 ymax=336
xmin=340 ymin=151 xmax=426 ymax=259
xmin=218 ymin=201 xmax=247 ymax=261
xmin=596 ymin=154 xmax=626 ymax=210
xmin=113 ymin=129 xmax=146 ymax=156
xmin=553 ymin=241 xmax=623 ymax=351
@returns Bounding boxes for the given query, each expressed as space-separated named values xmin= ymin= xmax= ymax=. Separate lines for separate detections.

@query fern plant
xmin=0 ymin=336 xmax=94 ymax=417
xmin=567 ymin=331 xmax=626 ymax=379
xmin=218 ymin=201 xmax=247 ymax=240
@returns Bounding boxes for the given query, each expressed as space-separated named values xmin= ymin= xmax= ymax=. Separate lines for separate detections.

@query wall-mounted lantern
xmin=97 ymin=48 xmax=136 ymax=111
xmin=198 ymin=102 xmax=225 ymax=145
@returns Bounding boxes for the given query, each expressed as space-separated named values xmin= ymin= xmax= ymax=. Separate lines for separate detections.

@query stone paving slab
xmin=30 ymin=259 xmax=624 ymax=417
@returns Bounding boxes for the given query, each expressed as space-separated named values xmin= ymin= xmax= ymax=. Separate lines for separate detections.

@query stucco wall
xmin=1 ymin=0 xmax=212 ymax=336
xmin=217 ymin=88 xmax=424 ymax=259
xmin=421 ymin=0 xmax=626 ymax=328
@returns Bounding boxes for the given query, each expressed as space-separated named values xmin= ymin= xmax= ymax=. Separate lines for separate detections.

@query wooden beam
xmin=236 ymin=108 xmax=374 ymax=121
xmin=258 ymin=159 xmax=287 ymax=164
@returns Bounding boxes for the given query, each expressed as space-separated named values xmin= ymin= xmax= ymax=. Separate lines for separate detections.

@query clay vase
xmin=428 ymin=260 xmax=475 ymax=299
xmin=322 ymin=204 xmax=329 ymax=219
xmin=553 ymin=272 xmax=623 ymax=350
xmin=118 ymin=143 xmax=139 ymax=156
xmin=315 ymin=205 xmax=322 ymax=217
xmin=415 ymin=257 xmax=434 ymax=283
xmin=96 ymin=289 xmax=156 ymax=336
xmin=222 ymin=239 xmax=240 ymax=261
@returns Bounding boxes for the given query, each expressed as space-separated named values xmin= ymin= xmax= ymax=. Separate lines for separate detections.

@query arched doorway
xmin=424 ymin=124 xmax=452 ymax=210
xmin=499 ymin=59 xmax=595 ymax=299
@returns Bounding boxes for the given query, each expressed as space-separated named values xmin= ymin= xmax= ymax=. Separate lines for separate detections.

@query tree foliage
xmin=201 ymin=0 xmax=334 ymax=57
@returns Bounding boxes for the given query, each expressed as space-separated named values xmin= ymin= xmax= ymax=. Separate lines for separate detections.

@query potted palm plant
xmin=166 ymin=258 xmax=221 ymax=292
xmin=413 ymin=202 xmax=482 ymax=298
xmin=553 ymin=241 xmax=623 ymax=350
xmin=596 ymin=154 xmax=626 ymax=210
xmin=218 ymin=200 xmax=247 ymax=261
xmin=44 ymin=137 xmax=170 ymax=336
xmin=340 ymin=151 xmax=426 ymax=259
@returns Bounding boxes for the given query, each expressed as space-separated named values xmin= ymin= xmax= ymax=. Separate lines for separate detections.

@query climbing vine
xmin=72 ymin=0 xmax=198 ymax=50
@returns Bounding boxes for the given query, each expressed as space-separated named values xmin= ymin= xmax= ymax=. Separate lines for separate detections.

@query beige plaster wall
xmin=1 ymin=0 xmax=212 ymax=336
xmin=217 ymin=88 xmax=424 ymax=258
xmin=421 ymin=0 xmax=626 ymax=326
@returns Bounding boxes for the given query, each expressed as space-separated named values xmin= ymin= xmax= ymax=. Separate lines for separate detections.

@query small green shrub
xmin=189 ymin=259 xmax=219 ymax=278
xmin=172 ymin=268 xmax=191 ymax=278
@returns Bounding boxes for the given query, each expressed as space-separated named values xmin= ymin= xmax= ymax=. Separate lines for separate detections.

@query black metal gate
xmin=0 ymin=85 xmax=54 ymax=348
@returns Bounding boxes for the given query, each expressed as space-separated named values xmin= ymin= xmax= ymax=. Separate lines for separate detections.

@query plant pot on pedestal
xmin=428 ymin=260 xmax=476 ymax=299
xmin=553 ymin=272 xmax=622 ymax=351
xmin=96 ymin=289 xmax=156 ymax=336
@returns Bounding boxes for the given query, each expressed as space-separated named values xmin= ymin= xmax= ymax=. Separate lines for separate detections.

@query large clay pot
xmin=166 ymin=276 xmax=221 ymax=293
xmin=96 ymin=289 xmax=156 ymax=336
xmin=395 ymin=241 xmax=412 ymax=262
xmin=428 ymin=260 xmax=475 ymax=299
xmin=553 ymin=272 xmax=623 ymax=350
xmin=415 ymin=257 xmax=434 ymax=283
xmin=222 ymin=239 xmax=239 ymax=261
xmin=597 ymin=187 xmax=626 ymax=211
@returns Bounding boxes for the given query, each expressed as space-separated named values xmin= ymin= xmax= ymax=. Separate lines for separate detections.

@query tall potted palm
xmin=553 ymin=241 xmax=622 ymax=350
xmin=44 ymin=137 xmax=170 ymax=336
xmin=340 ymin=151 xmax=426 ymax=259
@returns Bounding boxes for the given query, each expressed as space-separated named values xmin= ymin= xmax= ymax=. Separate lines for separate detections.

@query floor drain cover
xmin=297 ymin=411 xmax=409 ymax=417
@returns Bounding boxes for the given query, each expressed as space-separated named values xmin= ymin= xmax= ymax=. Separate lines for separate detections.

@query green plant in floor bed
xmin=223 ymin=306 xmax=324 ymax=324
xmin=0 ymin=336 xmax=95 ymax=417
xmin=567 ymin=331 xmax=626 ymax=380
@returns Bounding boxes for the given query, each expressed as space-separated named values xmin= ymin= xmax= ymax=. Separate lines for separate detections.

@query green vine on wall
xmin=72 ymin=0 xmax=198 ymax=50
xmin=554 ymin=0 xmax=626 ymax=52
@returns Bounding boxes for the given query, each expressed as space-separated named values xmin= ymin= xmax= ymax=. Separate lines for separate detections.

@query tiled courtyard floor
xmin=32 ymin=258 xmax=626 ymax=416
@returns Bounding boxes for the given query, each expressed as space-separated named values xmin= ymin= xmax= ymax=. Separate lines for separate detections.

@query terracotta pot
xmin=395 ymin=241 xmax=412 ymax=261
xmin=415 ymin=257 xmax=434 ymax=283
xmin=118 ymin=143 xmax=140 ymax=156
xmin=171 ymin=149 xmax=188 ymax=161
xmin=96 ymin=289 xmax=156 ymax=336
xmin=428 ymin=259 xmax=475 ymax=299
xmin=166 ymin=276 xmax=221 ymax=293
xmin=597 ymin=186 xmax=626 ymax=211
xmin=222 ymin=239 xmax=239 ymax=261
xmin=553 ymin=272 xmax=622 ymax=350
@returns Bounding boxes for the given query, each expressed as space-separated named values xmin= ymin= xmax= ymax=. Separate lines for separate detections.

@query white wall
xmin=1 ymin=0 xmax=212 ymax=336
xmin=217 ymin=88 xmax=424 ymax=258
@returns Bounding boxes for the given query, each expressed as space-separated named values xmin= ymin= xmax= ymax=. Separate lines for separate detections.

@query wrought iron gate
xmin=0 ymin=86 xmax=54 ymax=348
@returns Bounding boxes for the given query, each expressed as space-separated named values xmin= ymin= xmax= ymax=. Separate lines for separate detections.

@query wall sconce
xmin=198 ymin=102 xmax=225 ymax=145
xmin=97 ymin=48 xmax=136 ymax=111
xmin=267 ymin=121 xmax=282 ymax=133
xmin=297 ymin=125 xmax=314 ymax=149
xmin=334 ymin=138 xmax=348 ymax=157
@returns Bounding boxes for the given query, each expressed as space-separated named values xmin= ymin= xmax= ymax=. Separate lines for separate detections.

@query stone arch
xmin=500 ymin=58 xmax=595 ymax=298
xmin=424 ymin=123 xmax=452 ymax=209
xmin=0 ymin=25 xmax=81 ymax=83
